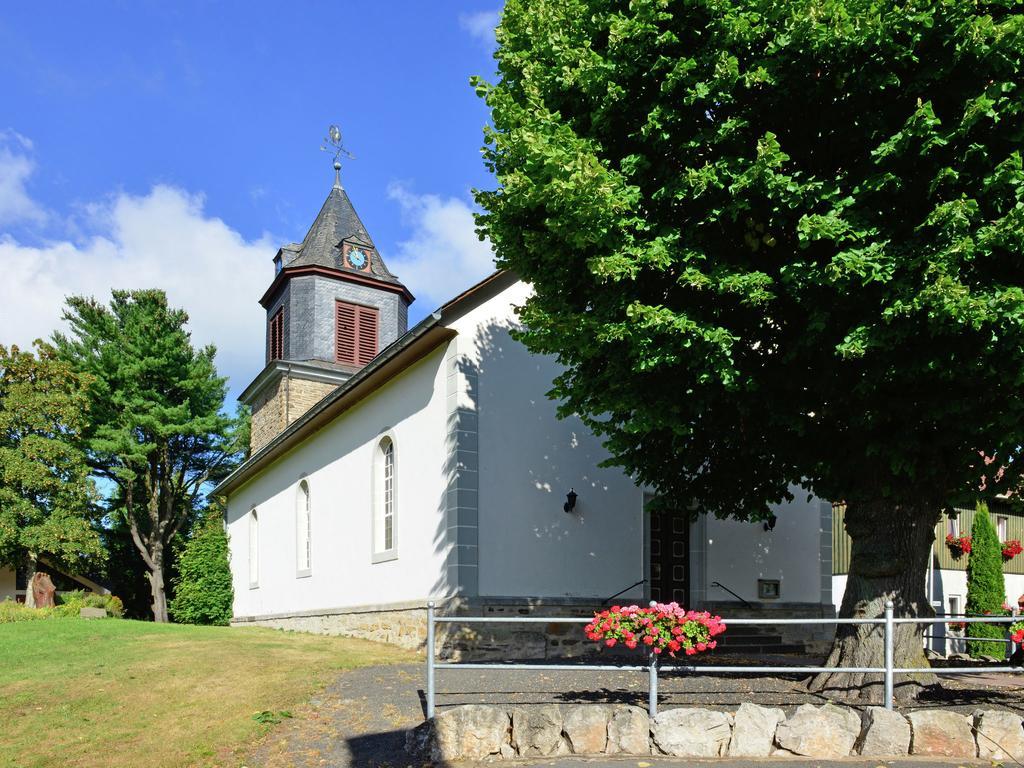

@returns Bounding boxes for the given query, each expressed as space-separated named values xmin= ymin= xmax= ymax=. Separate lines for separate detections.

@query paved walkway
xmin=245 ymin=662 xmax=1024 ymax=768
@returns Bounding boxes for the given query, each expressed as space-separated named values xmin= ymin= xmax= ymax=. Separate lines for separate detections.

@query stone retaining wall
xmin=408 ymin=703 xmax=1024 ymax=762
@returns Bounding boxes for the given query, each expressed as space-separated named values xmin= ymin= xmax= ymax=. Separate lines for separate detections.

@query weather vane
xmin=321 ymin=124 xmax=355 ymax=187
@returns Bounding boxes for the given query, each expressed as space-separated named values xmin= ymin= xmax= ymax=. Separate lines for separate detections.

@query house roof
xmin=214 ymin=270 xmax=516 ymax=497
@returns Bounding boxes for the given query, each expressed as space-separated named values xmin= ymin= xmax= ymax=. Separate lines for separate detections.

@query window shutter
xmin=269 ymin=309 xmax=284 ymax=361
xmin=356 ymin=306 xmax=379 ymax=366
xmin=336 ymin=301 xmax=379 ymax=366
xmin=335 ymin=302 xmax=357 ymax=364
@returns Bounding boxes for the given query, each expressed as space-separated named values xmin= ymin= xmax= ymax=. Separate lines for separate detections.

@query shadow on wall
xmin=429 ymin=317 xmax=643 ymax=605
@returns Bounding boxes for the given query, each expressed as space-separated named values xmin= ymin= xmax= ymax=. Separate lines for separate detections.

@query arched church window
xmin=373 ymin=437 xmax=396 ymax=560
xmin=296 ymin=480 xmax=312 ymax=576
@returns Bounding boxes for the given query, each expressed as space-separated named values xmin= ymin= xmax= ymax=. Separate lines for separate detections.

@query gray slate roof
xmin=281 ymin=183 xmax=401 ymax=285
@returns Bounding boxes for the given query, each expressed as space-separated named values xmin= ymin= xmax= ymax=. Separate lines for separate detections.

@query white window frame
xmin=249 ymin=509 xmax=259 ymax=589
xmin=997 ymin=515 xmax=1008 ymax=541
xmin=372 ymin=434 xmax=398 ymax=563
xmin=296 ymin=479 xmax=312 ymax=577
xmin=947 ymin=515 xmax=959 ymax=539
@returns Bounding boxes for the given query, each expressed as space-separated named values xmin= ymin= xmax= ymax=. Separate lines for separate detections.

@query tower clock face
xmin=348 ymin=248 xmax=368 ymax=269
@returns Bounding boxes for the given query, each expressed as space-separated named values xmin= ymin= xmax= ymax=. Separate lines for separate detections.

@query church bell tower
xmin=240 ymin=157 xmax=413 ymax=453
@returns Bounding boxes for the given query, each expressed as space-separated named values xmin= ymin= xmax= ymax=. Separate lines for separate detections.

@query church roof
xmin=281 ymin=181 xmax=401 ymax=285
xmin=215 ymin=271 xmax=513 ymax=497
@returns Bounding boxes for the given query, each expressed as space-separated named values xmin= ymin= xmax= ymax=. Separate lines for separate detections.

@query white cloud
xmin=0 ymin=183 xmax=275 ymax=395
xmin=387 ymin=183 xmax=495 ymax=308
xmin=459 ymin=9 xmax=501 ymax=47
xmin=0 ymin=131 xmax=47 ymax=226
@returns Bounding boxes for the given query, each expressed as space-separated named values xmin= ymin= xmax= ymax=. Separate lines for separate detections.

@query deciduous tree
xmin=0 ymin=343 xmax=103 ymax=595
xmin=169 ymin=506 xmax=233 ymax=626
xmin=475 ymin=0 xmax=1024 ymax=701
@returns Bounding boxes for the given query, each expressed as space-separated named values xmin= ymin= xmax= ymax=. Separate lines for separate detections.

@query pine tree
xmin=965 ymin=502 xmax=1007 ymax=660
xmin=169 ymin=508 xmax=233 ymax=626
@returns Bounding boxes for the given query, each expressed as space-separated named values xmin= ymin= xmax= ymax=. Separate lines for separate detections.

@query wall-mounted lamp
xmin=564 ymin=488 xmax=578 ymax=513
xmin=763 ymin=514 xmax=777 ymax=532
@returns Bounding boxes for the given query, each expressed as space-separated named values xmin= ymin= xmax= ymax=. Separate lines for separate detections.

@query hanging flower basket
xmin=1001 ymin=540 xmax=1022 ymax=561
xmin=585 ymin=602 xmax=726 ymax=657
xmin=945 ymin=534 xmax=972 ymax=557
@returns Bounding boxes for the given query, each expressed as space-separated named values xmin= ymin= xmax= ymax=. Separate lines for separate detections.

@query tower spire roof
xmin=282 ymin=176 xmax=402 ymax=286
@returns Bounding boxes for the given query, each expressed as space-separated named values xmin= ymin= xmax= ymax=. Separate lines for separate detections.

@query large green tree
xmin=965 ymin=503 xmax=1007 ymax=659
xmin=54 ymin=290 xmax=247 ymax=622
xmin=0 ymin=343 xmax=103 ymax=591
xmin=476 ymin=0 xmax=1024 ymax=700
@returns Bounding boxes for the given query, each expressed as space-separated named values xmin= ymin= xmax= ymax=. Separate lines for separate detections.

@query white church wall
xmin=226 ymin=346 xmax=451 ymax=620
xmin=702 ymin=492 xmax=826 ymax=606
xmin=449 ymin=280 xmax=646 ymax=602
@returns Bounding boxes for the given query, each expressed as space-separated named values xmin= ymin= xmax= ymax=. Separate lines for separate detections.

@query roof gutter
xmin=213 ymin=311 xmax=451 ymax=497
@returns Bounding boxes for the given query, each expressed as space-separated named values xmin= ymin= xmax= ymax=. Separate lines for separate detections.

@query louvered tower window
xmin=269 ymin=308 xmax=284 ymax=361
xmin=335 ymin=300 xmax=379 ymax=366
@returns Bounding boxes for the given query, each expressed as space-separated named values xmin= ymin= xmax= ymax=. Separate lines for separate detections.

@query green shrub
xmin=169 ymin=512 xmax=233 ymax=626
xmin=965 ymin=502 xmax=1008 ymax=659
xmin=54 ymin=590 xmax=124 ymax=618
xmin=0 ymin=599 xmax=56 ymax=623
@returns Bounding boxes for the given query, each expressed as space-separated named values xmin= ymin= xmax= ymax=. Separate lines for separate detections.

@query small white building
xmin=215 ymin=173 xmax=1024 ymax=656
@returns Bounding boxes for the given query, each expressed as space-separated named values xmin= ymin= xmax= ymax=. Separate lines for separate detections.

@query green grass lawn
xmin=0 ymin=618 xmax=416 ymax=768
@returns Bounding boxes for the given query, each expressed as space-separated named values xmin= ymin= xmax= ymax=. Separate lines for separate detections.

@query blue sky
xmin=0 ymin=2 xmax=501 ymax=397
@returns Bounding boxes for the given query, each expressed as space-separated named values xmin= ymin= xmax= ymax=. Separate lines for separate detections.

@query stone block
xmin=857 ymin=706 xmax=910 ymax=756
xmin=562 ymin=705 xmax=611 ymax=754
xmin=79 ymin=607 xmax=107 ymax=619
xmin=606 ymin=705 xmax=650 ymax=755
xmin=432 ymin=704 xmax=510 ymax=761
xmin=652 ymin=708 xmax=732 ymax=757
xmin=729 ymin=702 xmax=784 ymax=757
xmin=974 ymin=709 xmax=1024 ymax=760
xmin=908 ymin=710 xmax=976 ymax=758
xmin=774 ymin=703 xmax=859 ymax=758
xmin=511 ymin=704 xmax=562 ymax=757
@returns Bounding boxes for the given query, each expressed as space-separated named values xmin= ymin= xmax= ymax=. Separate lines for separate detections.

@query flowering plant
xmin=1001 ymin=540 xmax=1022 ymax=561
xmin=947 ymin=620 xmax=967 ymax=632
xmin=584 ymin=602 xmax=726 ymax=657
xmin=1010 ymin=621 xmax=1024 ymax=644
xmin=946 ymin=533 xmax=972 ymax=556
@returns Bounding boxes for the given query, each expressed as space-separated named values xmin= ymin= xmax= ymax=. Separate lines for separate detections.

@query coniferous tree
xmin=965 ymin=503 xmax=1007 ymax=659
xmin=169 ymin=507 xmax=233 ymax=626
xmin=54 ymin=290 xmax=247 ymax=622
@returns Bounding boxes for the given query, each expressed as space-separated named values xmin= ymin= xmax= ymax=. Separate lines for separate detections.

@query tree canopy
xmin=476 ymin=0 xmax=1024 ymax=517
xmin=0 ymin=343 xmax=102 ymax=574
xmin=54 ymin=290 xmax=247 ymax=621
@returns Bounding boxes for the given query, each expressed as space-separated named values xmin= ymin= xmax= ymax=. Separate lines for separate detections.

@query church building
xmin=218 ymin=164 xmax=1022 ymax=657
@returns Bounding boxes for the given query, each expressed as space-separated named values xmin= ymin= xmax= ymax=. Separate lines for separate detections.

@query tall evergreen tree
xmin=475 ymin=0 xmax=1024 ymax=700
xmin=965 ymin=503 xmax=1007 ymax=659
xmin=54 ymin=290 xmax=247 ymax=622
xmin=169 ymin=507 xmax=233 ymax=626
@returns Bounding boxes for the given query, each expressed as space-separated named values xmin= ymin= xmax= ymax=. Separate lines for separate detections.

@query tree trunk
xmin=149 ymin=540 xmax=169 ymax=623
xmin=23 ymin=553 xmax=37 ymax=608
xmin=809 ymin=499 xmax=940 ymax=704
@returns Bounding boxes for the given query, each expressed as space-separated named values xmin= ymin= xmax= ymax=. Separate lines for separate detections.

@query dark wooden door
xmin=648 ymin=504 xmax=690 ymax=605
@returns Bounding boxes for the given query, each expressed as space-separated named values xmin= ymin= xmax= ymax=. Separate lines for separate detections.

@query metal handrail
xmin=424 ymin=602 xmax=1022 ymax=719
xmin=602 ymin=579 xmax=646 ymax=605
xmin=709 ymin=581 xmax=753 ymax=608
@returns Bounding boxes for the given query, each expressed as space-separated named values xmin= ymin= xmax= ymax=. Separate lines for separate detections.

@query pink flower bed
xmin=584 ymin=602 xmax=726 ymax=657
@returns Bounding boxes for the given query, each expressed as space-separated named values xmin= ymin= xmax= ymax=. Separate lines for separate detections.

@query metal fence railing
xmin=424 ymin=601 xmax=1022 ymax=718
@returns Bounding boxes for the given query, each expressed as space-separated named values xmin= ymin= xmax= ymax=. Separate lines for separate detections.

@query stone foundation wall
xmin=701 ymin=600 xmax=837 ymax=654
xmin=410 ymin=702 xmax=1024 ymax=762
xmin=232 ymin=604 xmax=428 ymax=650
